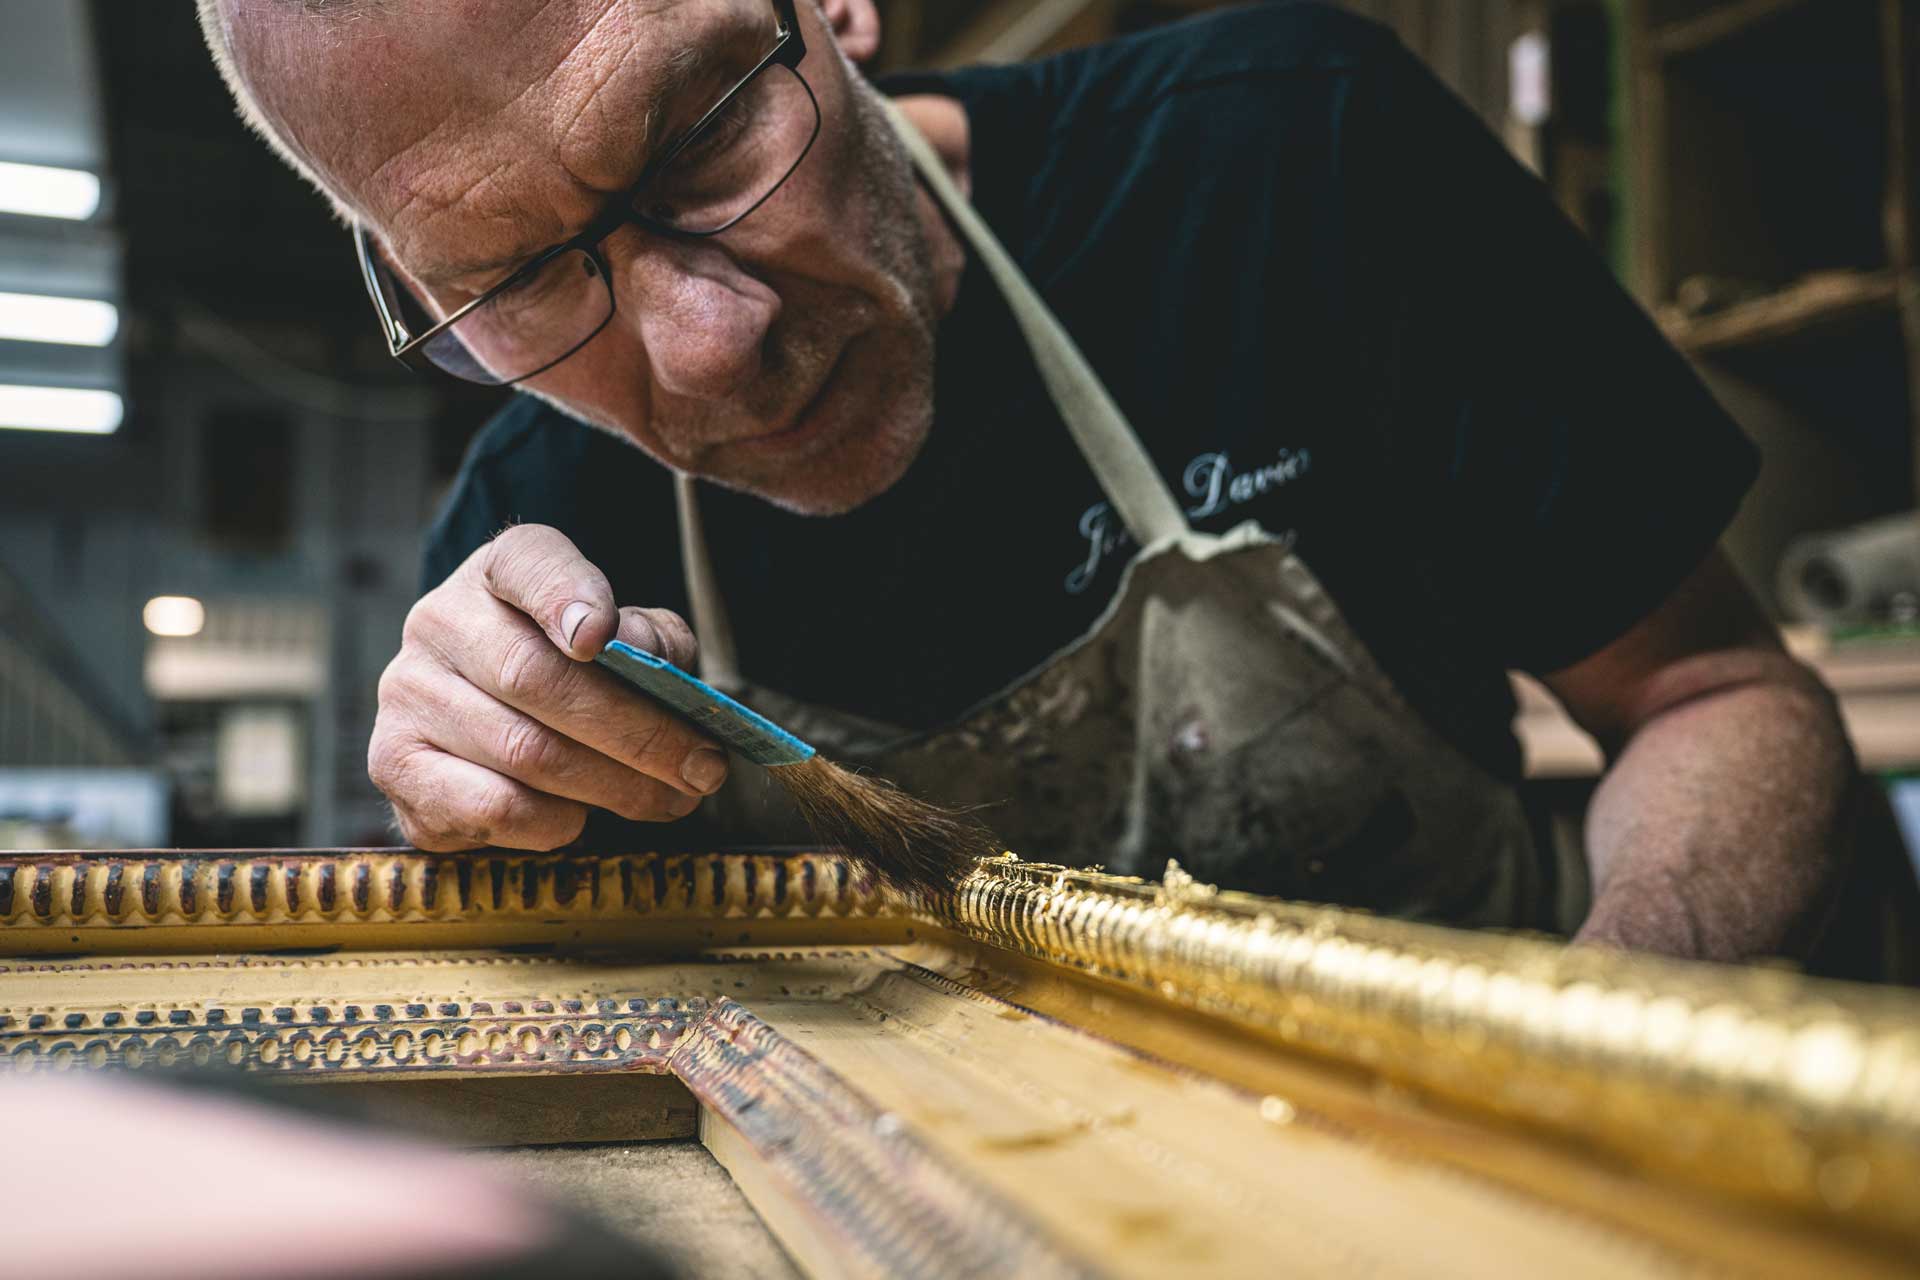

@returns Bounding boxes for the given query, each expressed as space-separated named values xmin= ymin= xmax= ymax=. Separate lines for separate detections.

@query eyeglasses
xmin=353 ymin=0 xmax=818 ymax=387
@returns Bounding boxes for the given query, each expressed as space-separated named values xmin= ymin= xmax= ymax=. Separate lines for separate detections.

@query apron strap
xmin=674 ymin=470 xmax=743 ymax=691
xmin=880 ymin=97 xmax=1191 ymax=548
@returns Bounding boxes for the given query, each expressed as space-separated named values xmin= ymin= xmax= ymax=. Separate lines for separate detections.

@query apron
xmin=672 ymin=101 xmax=1549 ymax=931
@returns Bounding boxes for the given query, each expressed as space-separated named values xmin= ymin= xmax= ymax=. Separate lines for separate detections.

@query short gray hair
xmin=195 ymin=0 xmax=381 ymax=223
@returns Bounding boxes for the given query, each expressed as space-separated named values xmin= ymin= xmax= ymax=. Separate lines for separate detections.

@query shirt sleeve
xmin=1355 ymin=41 xmax=1761 ymax=675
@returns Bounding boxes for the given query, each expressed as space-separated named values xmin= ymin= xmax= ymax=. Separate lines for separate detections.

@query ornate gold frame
xmin=3 ymin=848 xmax=1917 ymax=1277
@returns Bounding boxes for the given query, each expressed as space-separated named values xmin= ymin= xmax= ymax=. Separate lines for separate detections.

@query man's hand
xmin=370 ymin=525 xmax=730 ymax=851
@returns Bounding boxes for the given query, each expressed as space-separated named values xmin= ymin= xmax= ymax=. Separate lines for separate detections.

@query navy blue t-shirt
xmin=422 ymin=2 xmax=1758 ymax=786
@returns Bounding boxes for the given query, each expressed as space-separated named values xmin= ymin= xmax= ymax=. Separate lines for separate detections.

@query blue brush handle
xmin=596 ymin=641 xmax=816 ymax=767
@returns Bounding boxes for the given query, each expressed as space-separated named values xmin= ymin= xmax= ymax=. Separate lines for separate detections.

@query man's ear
xmin=818 ymin=0 xmax=881 ymax=64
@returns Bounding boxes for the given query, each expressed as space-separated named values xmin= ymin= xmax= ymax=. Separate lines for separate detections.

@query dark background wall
xmin=15 ymin=0 xmax=1900 ymax=851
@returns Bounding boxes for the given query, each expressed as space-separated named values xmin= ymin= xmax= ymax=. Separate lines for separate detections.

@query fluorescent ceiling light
xmin=0 ymin=161 xmax=101 ymax=221
xmin=144 ymin=596 xmax=206 ymax=638
xmin=0 ymin=383 xmax=122 ymax=434
xmin=0 ymin=291 xmax=118 ymax=346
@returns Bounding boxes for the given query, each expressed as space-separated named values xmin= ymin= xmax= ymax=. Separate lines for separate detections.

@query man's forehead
xmin=230 ymin=0 xmax=765 ymax=278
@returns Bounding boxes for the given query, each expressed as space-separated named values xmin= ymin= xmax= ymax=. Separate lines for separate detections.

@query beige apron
xmin=674 ymin=102 xmax=1549 ymax=930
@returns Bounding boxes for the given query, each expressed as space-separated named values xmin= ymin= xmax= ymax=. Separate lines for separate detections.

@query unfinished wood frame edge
xmin=676 ymin=999 xmax=1096 ymax=1280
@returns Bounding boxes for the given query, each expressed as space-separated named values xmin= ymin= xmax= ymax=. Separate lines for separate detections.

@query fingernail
xmin=560 ymin=601 xmax=593 ymax=648
xmin=681 ymin=748 xmax=728 ymax=793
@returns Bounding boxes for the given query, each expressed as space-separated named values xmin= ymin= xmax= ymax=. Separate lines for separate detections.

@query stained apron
xmin=671 ymin=100 xmax=1549 ymax=931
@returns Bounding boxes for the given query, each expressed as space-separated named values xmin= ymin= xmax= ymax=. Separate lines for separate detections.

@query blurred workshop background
xmin=1 ymin=0 xmax=1917 ymax=860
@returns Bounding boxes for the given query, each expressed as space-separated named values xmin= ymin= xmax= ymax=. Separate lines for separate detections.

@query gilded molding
xmin=0 ymin=949 xmax=889 ymax=1080
xmin=932 ymin=858 xmax=1920 ymax=1241
xmin=4 ymin=847 xmax=1920 ymax=1246
xmin=0 ymin=849 xmax=889 ymax=939
xmin=0 ymin=989 xmax=699 ymax=1076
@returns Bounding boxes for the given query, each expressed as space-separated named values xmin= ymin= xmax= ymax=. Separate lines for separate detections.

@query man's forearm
xmin=1574 ymin=653 xmax=1855 ymax=962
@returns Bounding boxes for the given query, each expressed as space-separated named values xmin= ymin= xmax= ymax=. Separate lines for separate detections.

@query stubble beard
xmin=714 ymin=79 xmax=940 ymax=517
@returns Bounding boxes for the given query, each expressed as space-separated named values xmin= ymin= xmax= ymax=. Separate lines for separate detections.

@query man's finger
xmin=435 ymin=595 xmax=730 ymax=797
xmin=612 ymin=606 xmax=725 ymax=792
xmin=472 ymin=524 xmax=617 ymax=659
xmin=404 ymin=667 xmax=701 ymax=823
xmin=616 ymin=606 xmax=700 ymax=670
xmin=386 ymin=746 xmax=590 ymax=852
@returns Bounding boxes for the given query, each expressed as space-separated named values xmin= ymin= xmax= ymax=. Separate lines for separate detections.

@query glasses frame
xmin=353 ymin=0 xmax=815 ymax=385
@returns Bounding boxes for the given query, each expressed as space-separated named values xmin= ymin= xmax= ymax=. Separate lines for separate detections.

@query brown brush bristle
xmin=773 ymin=755 xmax=998 ymax=894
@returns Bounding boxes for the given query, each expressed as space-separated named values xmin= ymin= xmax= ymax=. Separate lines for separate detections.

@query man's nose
xmin=603 ymin=229 xmax=778 ymax=401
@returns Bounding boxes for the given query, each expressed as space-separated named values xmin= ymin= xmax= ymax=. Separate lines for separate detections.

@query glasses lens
xmin=634 ymin=63 xmax=820 ymax=235
xmin=423 ymin=248 xmax=613 ymax=386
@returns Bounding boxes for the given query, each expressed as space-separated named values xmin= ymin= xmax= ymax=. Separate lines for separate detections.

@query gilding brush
xmin=596 ymin=640 xmax=996 ymax=893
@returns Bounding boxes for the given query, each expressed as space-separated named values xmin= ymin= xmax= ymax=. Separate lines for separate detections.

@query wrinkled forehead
xmin=234 ymin=0 xmax=774 ymax=269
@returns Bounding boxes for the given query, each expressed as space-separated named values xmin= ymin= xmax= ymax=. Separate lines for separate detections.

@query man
xmin=198 ymin=0 xmax=1870 ymax=967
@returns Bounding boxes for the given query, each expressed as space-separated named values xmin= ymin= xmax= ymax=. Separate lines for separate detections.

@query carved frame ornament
xmin=2 ymin=848 xmax=1917 ymax=1276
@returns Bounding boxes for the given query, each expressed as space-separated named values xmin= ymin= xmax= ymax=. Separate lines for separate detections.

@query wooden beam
xmin=931 ymin=0 xmax=1111 ymax=68
xmin=1658 ymin=268 xmax=1900 ymax=355
xmin=1648 ymin=0 xmax=1815 ymax=59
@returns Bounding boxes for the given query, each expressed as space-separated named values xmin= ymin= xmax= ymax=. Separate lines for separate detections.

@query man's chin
xmin=703 ymin=405 xmax=932 ymax=516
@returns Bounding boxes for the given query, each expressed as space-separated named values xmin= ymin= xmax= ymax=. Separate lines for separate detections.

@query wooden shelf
xmin=1647 ymin=0 xmax=1816 ymax=59
xmin=1658 ymin=269 xmax=1901 ymax=357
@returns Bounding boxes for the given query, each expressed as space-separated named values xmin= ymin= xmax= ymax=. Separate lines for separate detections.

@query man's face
xmin=239 ymin=0 xmax=938 ymax=514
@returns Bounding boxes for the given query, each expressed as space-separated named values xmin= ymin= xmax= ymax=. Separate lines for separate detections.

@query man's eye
xmin=489 ymin=263 xmax=563 ymax=310
xmin=670 ymin=100 xmax=754 ymax=169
